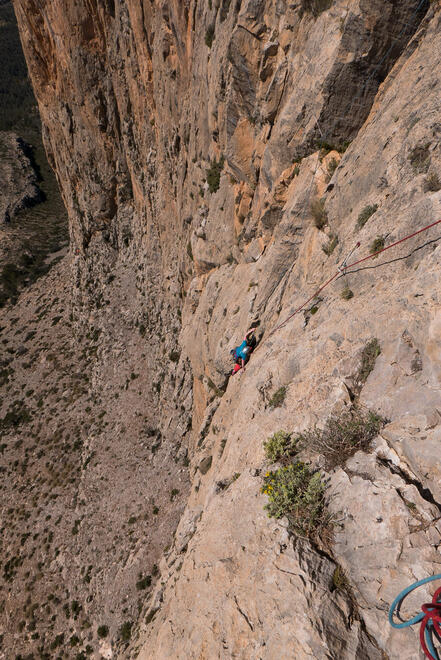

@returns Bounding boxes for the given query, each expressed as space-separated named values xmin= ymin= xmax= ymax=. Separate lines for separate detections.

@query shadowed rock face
xmin=9 ymin=0 xmax=441 ymax=658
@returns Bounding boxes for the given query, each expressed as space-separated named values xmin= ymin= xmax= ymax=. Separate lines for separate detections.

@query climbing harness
xmin=259 ymin=217 xmax=441 ymax=347
xmin=389 ymin=574 xmax=441 ymax=659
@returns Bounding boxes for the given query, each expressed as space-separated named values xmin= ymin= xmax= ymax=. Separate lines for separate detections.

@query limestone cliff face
xmin=13 ymin=0 xmax=441 ymax=658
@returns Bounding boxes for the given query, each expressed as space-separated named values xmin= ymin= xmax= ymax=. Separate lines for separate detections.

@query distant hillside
xmin=0 ymin=0 xmax=38 ymax=133
xmin=0 ymin=0 xmax=68 ymax=307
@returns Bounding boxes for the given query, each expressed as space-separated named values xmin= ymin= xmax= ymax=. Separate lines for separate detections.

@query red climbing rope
xmin=420 ymin=586 xmax=441 ymax=660
xmin=389 ymin=574 xmax=441 ymax=659
xmin=267 ymin=271 xmax=340 ymax=337
xmin=344 ymin=217 xmax=441 ymax=270
xmin=262 ymin=217 xmax=441 ymax=344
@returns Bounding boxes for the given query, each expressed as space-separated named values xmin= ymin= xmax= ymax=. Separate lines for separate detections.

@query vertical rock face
xmin=11 ymin=0 xmax=441 ymax=658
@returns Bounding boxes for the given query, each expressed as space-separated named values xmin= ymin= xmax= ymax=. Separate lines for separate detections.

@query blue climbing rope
xmin=389 ymin=575 xmax=441 ymax=659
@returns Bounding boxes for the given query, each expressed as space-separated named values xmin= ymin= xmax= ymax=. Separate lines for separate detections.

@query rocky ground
xmin=0 ymin=256 xmax=190 ymax=659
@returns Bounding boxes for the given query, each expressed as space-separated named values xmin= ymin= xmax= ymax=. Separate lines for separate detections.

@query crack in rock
xmin=233 ymin=595 xmax=254 ymax=631
xmin=376 ymin=455 xmax=441 ymax=513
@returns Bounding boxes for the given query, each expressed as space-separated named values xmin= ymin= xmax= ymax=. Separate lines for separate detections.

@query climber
xmin=230 ymin=328 xmax=257 ymax=375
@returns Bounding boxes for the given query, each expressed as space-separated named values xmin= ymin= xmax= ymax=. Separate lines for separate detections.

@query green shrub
xmin=322 ymin=233 xmax=338 ymax=256
xmin=136 ymin=574 xmax=152 ymax=590
xmin=357 ymin=338 xmax=381 ymax=385
xmin=370 ymin=235 xmax=385 ymax=255
xmin=97 ymin=625 xmax=108 ymax=638
xmin=298 ymin=409 xmax=384 ymax=469
xmin=315 ymin=139 xmax=350 ymax=155
xmin=206 ymin=155 xmax=224 ymax=193
xmin=300 ymin=0 xmax=333 ymax=18
xmin=50 ymin=633 xmax=64 ymax=649
xmin=0 ymin=367 xmax=13 ymax=387
xmin=268 ymin=386 xmax=287 ymax=409
xmin=341 ymin=285 xmax=354 ymax=300
xmin=356 ymin=204 xmax=378 ymax=230
xmin=71 ymin=600 xmax=81 ymax=616
xmin=261 ymin=462 xmax=327 ymax=536
xmin=205 ymin=25 xmax=215 ymax=48
xmin=311 ymin=198 xmax=327 ymax=229
xmin=424 ymin=172 xmax=441 ymax=192
xmin=119 ymin=621 xmax=133 ymax=642
xmin=169 ymin=350 xmax=180 ymax=363
xmin=72 ymin=519 xmax=81 ymax=535
xmin=327 ymin=157 xmax=338 ymax=177
xmin=409 ymin=143 xmax=431 ymax=174
xmin=263 ymin=430 xmax=296 ymax=463
xmin=0 ymin=401 xmax=32 ymax=431
xmin=332 ymin=565 xmax=349 ymax=592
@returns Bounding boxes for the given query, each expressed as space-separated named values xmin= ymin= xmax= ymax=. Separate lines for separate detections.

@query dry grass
xmin=322 ymin=233 xmax=338 ymax=256
xmin=356 ymin=204 xmax=378 ymax=230
xmin=357 ymin=338 xmax=381 ymax=386
xmin=369 ymin=235 xmax=385 ymax=256
xmin=268 ymin=386 xmax=287 ymax=409
xmin=297 ymin=409 xmax=385 ymax=470
xmin=341 ymin=285 xmax=354 ymax=300
xmin=264 ymin=430 xmax=296 ymax=463
xmin=409 ymin=143 xmax=431 ymax=174
xmin=424 ymin=172 xmax=440 ymax=192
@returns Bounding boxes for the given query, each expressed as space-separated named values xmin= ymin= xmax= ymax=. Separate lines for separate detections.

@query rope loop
xmin=389 ymin=575 xmax=441 ymax=659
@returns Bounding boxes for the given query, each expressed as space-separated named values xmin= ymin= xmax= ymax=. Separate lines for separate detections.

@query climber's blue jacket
xmin=234 ymin=341 xmax=250 ymax=361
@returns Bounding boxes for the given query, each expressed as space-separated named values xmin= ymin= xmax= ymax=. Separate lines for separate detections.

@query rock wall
xmin=12 ymin=0 xmax=441 ymax=658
